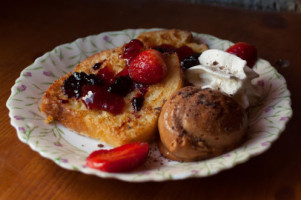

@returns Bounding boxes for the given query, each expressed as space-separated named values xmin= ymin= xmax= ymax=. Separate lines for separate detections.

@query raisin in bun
xmin=158 ymin=86 xmax=248 ymax=162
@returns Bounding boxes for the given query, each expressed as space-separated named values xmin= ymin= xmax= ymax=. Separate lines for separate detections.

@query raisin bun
xmin=158 ymin=86 xmax=248 ymax=162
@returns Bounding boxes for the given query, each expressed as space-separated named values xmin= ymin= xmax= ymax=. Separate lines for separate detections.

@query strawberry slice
xmin=226 ymin=42 xmax=257 ymax=67
xmin=129 ymin=49 xmax=167 ymax=84
xmin=86 ymin=142 xmax=149 ymax=172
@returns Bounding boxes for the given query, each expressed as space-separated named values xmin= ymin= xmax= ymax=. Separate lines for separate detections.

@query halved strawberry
xmin=86 ymin=142 xmax=149 ymax=172
xmin=129 ymin=49 xmax=167 ymax=84
xmin=226 ymin=42 xmax=257 ymax=67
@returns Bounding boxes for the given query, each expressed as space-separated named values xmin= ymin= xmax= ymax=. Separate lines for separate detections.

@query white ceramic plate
xmin=7 ymin=28 xmax=292 ymax=182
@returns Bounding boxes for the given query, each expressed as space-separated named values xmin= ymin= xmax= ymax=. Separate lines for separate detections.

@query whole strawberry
xmin=129 ymin=49 xmax=167 ymax=84
xmin=226 ymin=42 xmax=257 ymax=67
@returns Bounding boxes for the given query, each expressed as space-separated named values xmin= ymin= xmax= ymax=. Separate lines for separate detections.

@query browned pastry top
xmin=158 ymin=86 xmax=248 ymax=162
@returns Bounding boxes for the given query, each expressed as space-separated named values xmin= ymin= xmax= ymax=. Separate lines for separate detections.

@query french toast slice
xmin=41 ymin=29 xmax=208 ymax=147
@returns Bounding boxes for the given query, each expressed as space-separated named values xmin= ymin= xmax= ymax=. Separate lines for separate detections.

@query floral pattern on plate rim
xmin=6 ymin=28 xmax=292 ymax=182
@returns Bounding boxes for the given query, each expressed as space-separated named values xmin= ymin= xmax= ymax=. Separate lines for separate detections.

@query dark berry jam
xmin=152 ymin=44 xmax=176 ymax=54
xmin=93 ymin=62 xmax=103 ymax=70
xmin=122 ymin=39 xmax=144 ymax=64
xmin=107 ymin=75 xmax=133 ymax=97
xmin=176 ymin=46 xmax=194 ymax=61
xmin=152 ymin=44 xmax=196 ymax=66
xmin=97 ymin=66 xmax=115 ymax=84
xmin=85 ymin=74 xmax=104 ymax=85
xmin=132 ymin=93 xmax=144 ymax=111
xmin=63 ymin=72 xmax=103 ymax=98
xmin=62 ymin=75 xmax=80 ymax=98
xmin=131 ymin=83 xmax=149 ymax=111
xmin=152 ymin=44 xmax=194 ymax=61
xmin=180 ymin=53 xmax=202 ymax=71
xmin=82 ymin=85 xmax=125 ymax=115
xmin=63 ymin=68 xmax=149 ymax=114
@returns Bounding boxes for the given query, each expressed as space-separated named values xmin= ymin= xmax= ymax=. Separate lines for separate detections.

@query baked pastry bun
xmin=158 ymin=86 xmax=248 ymax=161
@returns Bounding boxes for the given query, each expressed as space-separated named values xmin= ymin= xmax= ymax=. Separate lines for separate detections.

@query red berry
xmin=226 ymin=42 xmax=257 ymax=67
xmin=86 ymin=142 xmax=149 ymax=172
xmin=176 ymin=45 xmax=194 ymax=61
xmin=129 ymin=49 xmax=167 ymax=84
xmin=81 ymin=85 xmax=125 ymax=115
xmin=97 ymin=66 xmax=115 ymax=85
xmin=153 ymin=44 xmax=176 ymax=54
xmin=122 ymin=39 xmax=144 ymax=64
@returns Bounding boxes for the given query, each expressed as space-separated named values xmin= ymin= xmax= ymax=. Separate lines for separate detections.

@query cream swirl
xmin=185 ymin=49 xmax=260 ymax=109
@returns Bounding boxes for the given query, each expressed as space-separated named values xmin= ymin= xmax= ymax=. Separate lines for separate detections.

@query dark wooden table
xmin=1 ymin=0 xmax=300 ymax=199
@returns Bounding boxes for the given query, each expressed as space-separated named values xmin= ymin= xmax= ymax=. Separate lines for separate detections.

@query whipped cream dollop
xmin=185 ymin=49 xmax=260 ymax=109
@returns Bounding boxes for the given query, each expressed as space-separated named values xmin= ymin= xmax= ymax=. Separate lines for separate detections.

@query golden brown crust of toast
xmin=40 ymin=29 xmax=208 ymax=147
xmin=137 ymin=29 xmax=192 ymax=48
xmin=137 ymin=29 xmax=208 ymax=52
xmin=41 ymin=54 xmax=182 ymax=146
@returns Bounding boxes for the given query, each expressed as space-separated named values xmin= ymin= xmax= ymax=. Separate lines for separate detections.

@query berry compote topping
xmin=63 ymin=72 xmax=104 ymax=99
xmin=152 ymin=44 xmax=197 ymax=70
xmin=93 ymin=61 xmax=104 ymax=70
xmin=122 ymin=39 xmax=144 ymax=64
xmin=62 ymin=65 xmax=150 ymax=114
xmin=108 ymin=75 xmax=133 ymax=97
xmin=180 ymin=53 xmax=202 ymax=71
xmin=176 ymin=46 xmax=195 ymax=61
xmin=132 ymin=94 xmax=144 ymax=111
xmin=82 ymin=85 xmax=125 ymax=115
xmin=152 ymin=44 xmax=195 ymax=61
xmin=97 ymin=66 xmax=115 ymax=84
xmin=153 ymin=44 xmax=176 ymax=54
xmin=131 ymin=83 xmax=149 ymax=111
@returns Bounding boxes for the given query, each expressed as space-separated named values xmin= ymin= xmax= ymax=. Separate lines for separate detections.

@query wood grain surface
xmin=1 ymin=0 xmax=300 ymax=199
